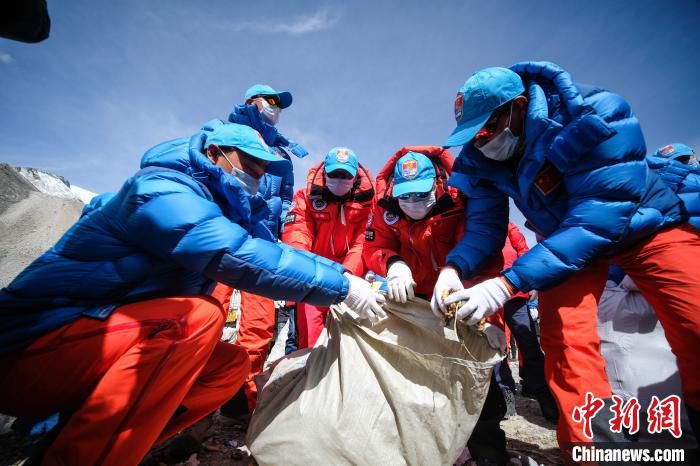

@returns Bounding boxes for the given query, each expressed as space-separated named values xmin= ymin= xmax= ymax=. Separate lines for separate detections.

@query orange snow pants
xmin=212 ymin=284 xmax=275 ymax=411
xmin=538 ymin=225 xmax=700 ymax=451
xmin=0 ymin=295 xmax=250 ymax=466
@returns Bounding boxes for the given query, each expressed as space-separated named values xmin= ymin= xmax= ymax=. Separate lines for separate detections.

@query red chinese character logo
xmin=572 ymin=392 xmax=605 ymax=439
xmin=609 ymin=395 xmax=641 ymax=435
xmin=647 ymin=395 xmax=682 ymax=438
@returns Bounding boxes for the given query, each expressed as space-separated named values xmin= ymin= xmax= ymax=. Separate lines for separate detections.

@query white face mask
xmin=477 ymin=102 xmax=520 ymax=161
xmin=326 ymin=177 xmax=355 ymax=197
xmin=259 ymin=99 xmax=281 ymax=126
xmin=398 ymin=190 xmax=437 ymax=220
xmin=220 ymin=152 xmax=261 ymax=195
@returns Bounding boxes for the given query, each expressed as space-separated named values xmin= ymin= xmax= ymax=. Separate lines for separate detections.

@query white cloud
xmin=0 ymin=52 xmax=15 ymax=65
xmin=233 ymin=7 xmax=338 ymax=35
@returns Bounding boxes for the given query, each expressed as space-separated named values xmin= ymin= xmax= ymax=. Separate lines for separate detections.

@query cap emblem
xmin=658 ymin=145 xmax=675 ymax=156
xmin=454 ymin=93 xmax=464 ymax=122
xmin=335 ymin=148 xmax=350 ymax=163
xmin=401 ymin=160 xmax=418 ymax=180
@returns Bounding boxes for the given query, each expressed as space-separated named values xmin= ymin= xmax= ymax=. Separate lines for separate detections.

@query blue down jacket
xmin=0 ymin=120 xmax=348 ymax=353
xmin=647 ymin=155 xmax=700 ymax=229
xmin=228 ymin=104 xmax=306 ymax=238
xmin=447 ymin=61 xmax=684 ymax=292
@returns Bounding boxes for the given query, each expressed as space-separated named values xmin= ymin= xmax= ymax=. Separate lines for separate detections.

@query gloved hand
xmin=342 ymin=273 xmax=387 ymax=323
xmin=286 ymin=139 xmax=309 ymax=158
xmin=481 ymin=323 xmax=506 ymax=353
xmin=430 ymin=267 xmax=464 ymax=319
xmin=386 ymin=260 xmax=416 ymax=303
xmin=444 ymin=277 xmax=513 ymax=326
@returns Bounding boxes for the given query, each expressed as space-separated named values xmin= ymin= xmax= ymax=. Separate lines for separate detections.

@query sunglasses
xmin=397 ymin=191 xmax=432 ymax=201
xmin=252 ymin=95 xmax=280 ymax=107
xmin=326 ymin=170 xmax=354 ymax=180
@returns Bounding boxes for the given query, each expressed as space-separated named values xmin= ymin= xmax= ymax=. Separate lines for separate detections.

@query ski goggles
xmin=251 ymin=95 xmax=280 ymax=106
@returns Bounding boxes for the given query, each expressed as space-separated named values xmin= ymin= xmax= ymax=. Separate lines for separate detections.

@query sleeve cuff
xmin=502 ymin=268 xmax=525 ymax=293
xmin=445 ymin=260 xmax=466 ymax=279
xmin=386 ymin=255 xmax=404 ymax=271
xmin=335 ymin=273 xmax=350 ymax=303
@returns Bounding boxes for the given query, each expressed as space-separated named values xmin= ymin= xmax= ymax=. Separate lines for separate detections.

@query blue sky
xmin=2 ymin=1 xmax=699 ymax=244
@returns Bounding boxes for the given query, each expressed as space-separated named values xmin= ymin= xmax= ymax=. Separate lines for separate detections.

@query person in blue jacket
xmin=0 ymin=123 xmax=384 ymax=466
xmin=229 ymin=84 xmax=309 ymax=235
xmin=223 ymin=84 xmax=308 ymax=415
xmin=647 ymin=143 xmax=700 ymax=228
xmin=432 ymin=62 xmax=700 ymax=456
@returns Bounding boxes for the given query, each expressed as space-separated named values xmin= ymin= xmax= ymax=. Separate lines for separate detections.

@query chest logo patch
xmin=383 ymin=211 xmax=399 ymax=225
xmin=534 ymin=163 xmax=563 ymax=196
xmin=312 ymin=199 xmax=328 ymax=211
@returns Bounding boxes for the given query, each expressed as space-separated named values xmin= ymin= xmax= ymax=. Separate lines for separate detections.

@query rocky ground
xmin=0 ymin=360 xmax=563 ymax=466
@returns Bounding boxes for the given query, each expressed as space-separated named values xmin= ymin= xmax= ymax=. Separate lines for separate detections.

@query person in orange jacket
xmin=363 ymin=146 xmax=515 ymax=465
xmin=281 ymin=147 xmax=374 ymax=348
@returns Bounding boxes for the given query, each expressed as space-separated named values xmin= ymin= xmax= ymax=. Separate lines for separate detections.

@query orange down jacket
xmin=281 ymin=162 xmax=374 ymax=276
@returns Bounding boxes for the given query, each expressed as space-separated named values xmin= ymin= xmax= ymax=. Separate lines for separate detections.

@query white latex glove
xmin=386 ymin=260 xmax=416 ymax=303
xmin=482 ymin=323 xmax=506 ymax=353
xmin=444 ymin=277 xmax=513 ymax=326
xmin=342 ymin=273 xmax=387 ymax=322
xmin=430 ymin=267 xmax=464 ymax=319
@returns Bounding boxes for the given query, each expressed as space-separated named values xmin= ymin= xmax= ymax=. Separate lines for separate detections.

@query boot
xmin=532 ymin=387 xmax=559 ymax=425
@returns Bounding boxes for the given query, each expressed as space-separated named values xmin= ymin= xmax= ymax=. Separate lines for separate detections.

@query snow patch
xmin=70 ymin=185 xmax=97 ymax=204
xmin=15 ymin=167 xmax=96 ymax=204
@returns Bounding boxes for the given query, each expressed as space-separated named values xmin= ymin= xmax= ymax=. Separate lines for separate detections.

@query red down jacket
xmin=282 ymin=161 xmax=374 ymax=276
xmin=363 ymin=146 xmax=503 ymax=298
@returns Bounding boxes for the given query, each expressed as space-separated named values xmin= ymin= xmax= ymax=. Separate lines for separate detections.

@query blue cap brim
xmin=275 ymin=91 xmax=292 ymax=109
xmin=392 ymin=177 xmax=434 ymax=197
xmin=241 ymin=147 xmax=292 ymax=176
xmin=443 ymin=112 xmax=492 ymax=148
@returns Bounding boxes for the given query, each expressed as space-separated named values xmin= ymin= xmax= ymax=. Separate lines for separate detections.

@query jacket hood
xmin=141 ymin=136 xmax=192 ymax=173
xmin=140 ymin=119 xmax=272 ymax=238
xmin=304 ymin=161 xmax=375 ymax=205
xmin=375 ymin=146 xmax=461 ymax=215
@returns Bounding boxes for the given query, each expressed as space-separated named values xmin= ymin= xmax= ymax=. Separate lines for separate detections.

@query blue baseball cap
xmin=392 ymin=152 xmax=436 ymax=197
xmin=206 ymin=123 xmax=291 ymax=176
xmin=654 ymin=143 xmax=695 ymax=161
xmin=244 ymin=84 xmax=293 ymax=109
xmin=444 ymin=67 xmax=525 ymax=148
xmin=323 ymin=147 xmax=358 ymax=177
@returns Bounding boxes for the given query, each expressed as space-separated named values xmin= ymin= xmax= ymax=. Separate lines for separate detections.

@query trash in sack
xmin=247 ymin=298 xmax=501 ymax=465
